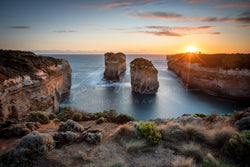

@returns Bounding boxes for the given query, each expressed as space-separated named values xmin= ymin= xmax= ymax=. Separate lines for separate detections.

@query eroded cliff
xmin=103 ymin=52 xmax=126 ymax=81
xmin=130 ymin=58 xmax=159 ymax=94
xmin=167 ymin=55 xmax=250 ymax=99
xmin=0 ymin=50 xmax=72 ymax=121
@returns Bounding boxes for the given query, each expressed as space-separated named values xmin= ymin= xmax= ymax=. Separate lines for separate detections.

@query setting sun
xmin=186 ymin=46 xmax=197 ymax=53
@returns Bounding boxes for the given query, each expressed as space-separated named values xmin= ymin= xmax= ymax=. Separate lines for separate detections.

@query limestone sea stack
xmin=0 ymin=50 xmax=72 ymax=121
xmin=130 ymin=58 xmax=159 ymax=94
xmin=104 ymin=52 xmax=126 ymax=81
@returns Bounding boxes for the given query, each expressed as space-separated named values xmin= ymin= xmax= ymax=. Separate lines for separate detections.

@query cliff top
xmin=0 ymin=50 xmax=63 ymax=83
xmin=104 ymin=52 xmax=126 ymax=62
xmin=130 ymin=58 xmax=155 ymax=68
xmin=167 ymin=53 xmax=250 ymax=70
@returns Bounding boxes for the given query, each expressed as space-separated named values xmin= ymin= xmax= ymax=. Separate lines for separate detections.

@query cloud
xmin=10 ymin=26 xmax=31 ymax=29
xmin=183 ymin=0 xmax=219 ymax=4
xmin=114 ymin=25 xmax=220 ymax=37
xmin=129 ymin=30 xmax=183 ymax=36
xmin=215 ymin=2 xmax=250 ymax=8
xmin=100 ymin=0 xmax=157 ymax=9
xmin=131 ymin=11 xmax=250 ymax=23
xmin=53 ymin=30 xmax=78 ymax=33
xmin=71 ymin=0 xmax=161 ymax=10
xmin=235 ymin=25 xmax=250 ymax=29
xmin=132 ymin=11 xmax=183 ymax=20
xmin=146 ymin=25 xmax=216 ymax=31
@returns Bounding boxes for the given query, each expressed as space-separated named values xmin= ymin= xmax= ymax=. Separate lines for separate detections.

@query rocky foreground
xmin=0 ymin=107 xmax=249 ymax=167
xmin=0 ymin=50 xmax=72 ymax=122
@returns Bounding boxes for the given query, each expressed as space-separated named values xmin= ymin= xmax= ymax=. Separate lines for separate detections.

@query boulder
xmin=58 ymin=119 xmax=85 ymax=132
xmin=0 ymin=124 xmax=30 ymax=138
xmin=235 ymin=117 xmax=250 ymax=131
xmin=85 ymin=129 xmax=103 ymax=144
xmin=130 ymin=58 xmax=159 ymax=94
xmin=96 ymin=117 xmax=105 ymax=124
xmin=104 ymin=52 xmax=126 ymax=81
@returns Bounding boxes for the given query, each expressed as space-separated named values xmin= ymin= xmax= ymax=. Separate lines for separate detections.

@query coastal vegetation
xmin=0 ymin=107 xmax=250 ymax=166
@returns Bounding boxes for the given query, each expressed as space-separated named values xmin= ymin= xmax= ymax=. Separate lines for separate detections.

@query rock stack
xmin=130 ymin=58 xmax=159 ymax=94
xmin=104 ymin=52 xmax=126 ymax=81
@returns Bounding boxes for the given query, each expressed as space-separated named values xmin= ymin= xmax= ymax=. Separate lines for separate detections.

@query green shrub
xmin=107 ymin=161 xmax=124 ymax=167
xmin=57 ymin=106 xmax=74 ymax=121
xmin=116 ymin=114 xmax=136 ymax=124
xmin=228 ymin=130 xmax=250 ymax=162
xmin=202 ymin=153 xmax=220 ymax=167
xmin=194 ymin=113 xmax=206 ymax=118
xmin=95 ymin=110 xmax=117 ymax=122
xmin=25 ymin=111 xmax=50 ymax=124
xmin=135 ymin=121 xmax=162 ymax=145
xmin=72 ymin=113 xmax=82 ymax=122
xmin=95 ymin=110 xmax=136 ymax=124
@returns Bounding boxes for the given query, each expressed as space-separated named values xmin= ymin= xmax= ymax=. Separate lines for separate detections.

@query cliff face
xmin=130 ymin=58 xmax=159 ymax=94
xmin=167 ymin=56 xmax=250 ymax=99
xmin=104 ymin=52 xmax=126 ymax=81
xmin=0 ymin=50 xmax=72 ymax=121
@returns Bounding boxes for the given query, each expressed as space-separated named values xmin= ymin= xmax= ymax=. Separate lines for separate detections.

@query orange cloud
xmin=53 ymin=30 xmax=78 ymax=33
xmin=215 ymin=2 xmax=250 ymax=8
xmin=131 ymin=11 xmax=250 ymax=23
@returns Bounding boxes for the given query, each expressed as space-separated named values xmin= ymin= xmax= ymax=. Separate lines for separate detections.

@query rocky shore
xmin=103 ymin=52 xmax=126 ymax=81
xmin=0 ymin=50 xmax=72 ymax=122
xmin=167 ymin=54 xmax=250 ymax=99
xmin=130 ymin=58 xmax=159 ymax=94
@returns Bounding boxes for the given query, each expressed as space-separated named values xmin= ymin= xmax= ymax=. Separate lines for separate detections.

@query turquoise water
xmin=48 ymin=54 xmax=248 ymax=120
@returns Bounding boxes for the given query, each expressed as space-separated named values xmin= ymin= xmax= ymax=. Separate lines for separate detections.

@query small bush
xmin=227 ymin=130 xmax=250 ymax=162
xmin=25 ymin=111 xmax=50 ymax=124
xmin=172 ymin=157 xmax=195 ymax=167
xmin=181 ymin=143 xmax=204 ymax=163
xmin=194 ymin=113 xmax=206 ymax=118
xmin=202 ymin=153 xmax=220 ymax=167
xmin=135 ymin=121 xmax=162 ymax=145
xmin=205 ymin=112 xmax=218 ymax=122
xmin=116 ymin=114 xmax=136 ymax=124
xmin=57 ymin=106 xmax=74 ymax=121
xmin=95 ymin=110 xmax=117 ymax=122
xmin=72 ymin=113 xmax=82 ymax=122
xmin=107 ymin=161 xmax=125 ymax=167
xmin=208 ymin=126 xmax=236 ymax=148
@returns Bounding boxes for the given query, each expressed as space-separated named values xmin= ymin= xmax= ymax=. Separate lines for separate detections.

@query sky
xmin=0 ymin=0 xmax=250 ymax=54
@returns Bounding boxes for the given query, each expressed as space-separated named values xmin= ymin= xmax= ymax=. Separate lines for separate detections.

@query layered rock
xmin=167 ymin=55 xmax=250 ymax=99
xmin=130 ymin=58 xmax=159 ymax=94
xmin=0 ymin=50 xmax=72 ymax=121
xmin=104 ymin=52 xmax=126 ymax=81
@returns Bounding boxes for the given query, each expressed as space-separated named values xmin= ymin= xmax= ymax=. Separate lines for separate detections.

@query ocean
xmin=47 ymin=54 xmax=248 ymax=120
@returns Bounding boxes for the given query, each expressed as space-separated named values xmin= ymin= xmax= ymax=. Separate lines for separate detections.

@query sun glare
xmin=186 ymin=46 xmax=197 ymax=53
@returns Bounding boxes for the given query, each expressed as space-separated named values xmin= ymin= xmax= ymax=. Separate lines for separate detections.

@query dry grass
xmin=208 ymin=126 xmax=236 ymax=148
xmin=181 ymin=124 xmax=206 ymax=142
xmin=172 ymin=156 xmax=195 ymax=167
xmin=120 ymin=137 xmax=149 ymax=153
xmin=114 ymin=124 xmax=136 ymax=140
xmin=181 ymin=143 xmax=204 ymax=163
